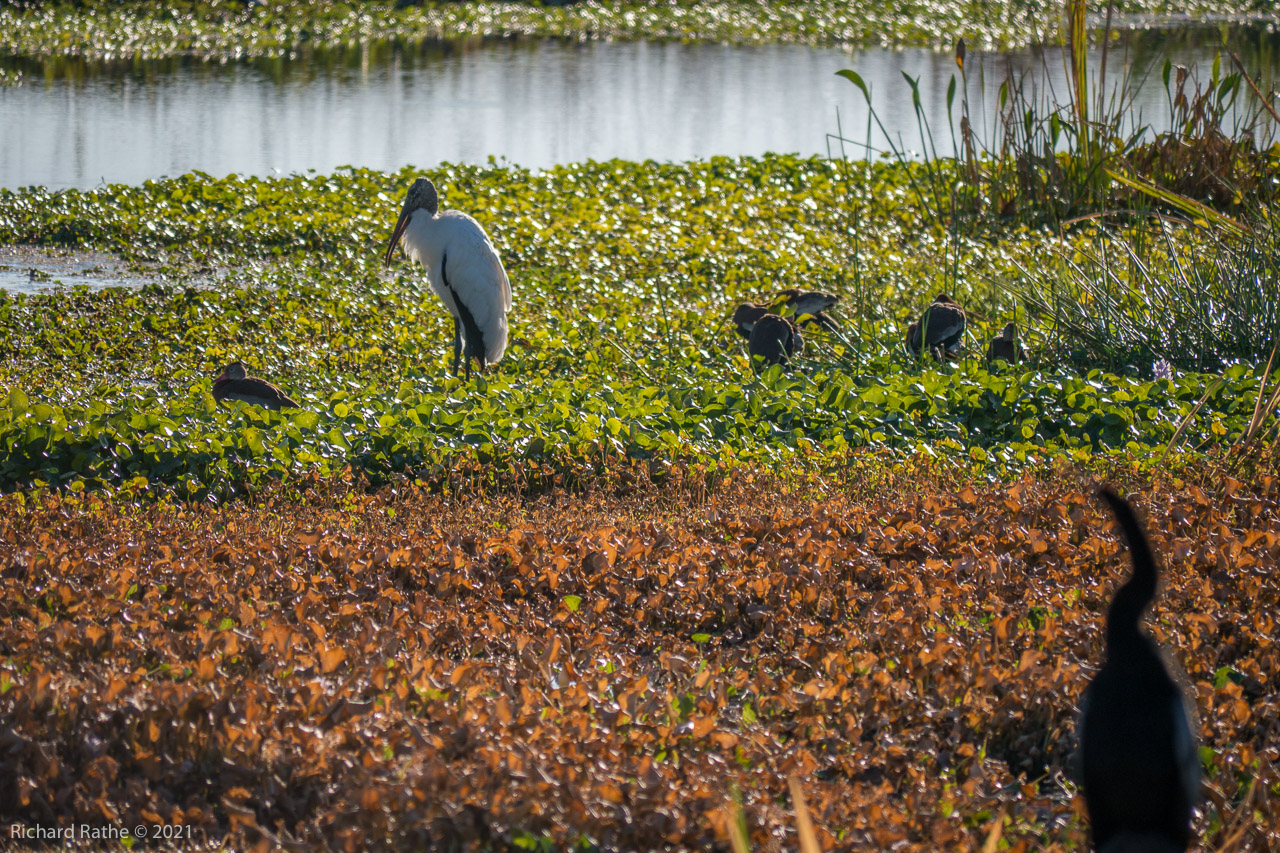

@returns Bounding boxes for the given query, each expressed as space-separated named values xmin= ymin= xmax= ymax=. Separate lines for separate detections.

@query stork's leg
xmin=451 ymin=317 xmax=462 ymax=376
xmin=468 ymin=332 xmax=485 ymax=380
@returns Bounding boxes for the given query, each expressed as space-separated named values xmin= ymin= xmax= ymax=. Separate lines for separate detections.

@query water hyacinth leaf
xmin=242 ymin=428 xmax=265 ymax=456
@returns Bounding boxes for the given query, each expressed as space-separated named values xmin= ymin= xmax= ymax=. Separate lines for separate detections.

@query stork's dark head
xmin=1001 ymin=321 xmax=1018 ymax=340
xmin=935 ymin=293 xmax=956 ymax=304
xmin=218 ymin=361 xmax=248 ymax=381
xmin=404 ymin=177 xmax=439 ymax=216
xmin=384 ymin=177 xmax=440 ymax=266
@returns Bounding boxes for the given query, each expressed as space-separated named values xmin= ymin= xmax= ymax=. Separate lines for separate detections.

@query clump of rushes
xmin=1006 ymin=217 xmax=1280 ymax=373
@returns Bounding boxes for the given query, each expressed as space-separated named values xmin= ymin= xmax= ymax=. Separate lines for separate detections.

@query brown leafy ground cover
xmin=1 ymin=461 xmax=1278 ymax=851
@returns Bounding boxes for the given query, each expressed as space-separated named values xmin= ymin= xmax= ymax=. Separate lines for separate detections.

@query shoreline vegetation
xmin=0 ymin=0 xmax=1274 ymax=60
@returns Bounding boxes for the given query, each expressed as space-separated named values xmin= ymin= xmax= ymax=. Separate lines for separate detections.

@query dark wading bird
xmin=213 ymin=362 xmax=300 ymax=410
xmin=733 ymin=288 xmax=839 ymax=340
xmin=987 ymin=322 xmax=1023 ymax=363
xmin=907 ymin=293 xmax=966 ymax=359
xmin=732 ymin=303 xmax=772 ymax=339
xmin=747 ymin=314 xmax=802 ymax=369
xmin=384 ymin=177 xmax=513 ymax=380
xmin=1079 ymin=490 xmax=1199 ymax=853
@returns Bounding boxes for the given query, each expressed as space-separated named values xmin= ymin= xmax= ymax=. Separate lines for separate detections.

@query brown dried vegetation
xmin=1 ymin=467 xmax=1278 ymax=851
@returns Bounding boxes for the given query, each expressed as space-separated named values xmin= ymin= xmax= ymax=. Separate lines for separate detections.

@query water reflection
xmin=0 ymin=245 xmax=150 ymax=294
xmin=0 ymin=25 xmax=1275 ymax=190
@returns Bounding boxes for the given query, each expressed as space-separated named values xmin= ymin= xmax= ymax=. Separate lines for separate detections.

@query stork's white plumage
xmin=384 ymin=177 xmax=512 ymax=378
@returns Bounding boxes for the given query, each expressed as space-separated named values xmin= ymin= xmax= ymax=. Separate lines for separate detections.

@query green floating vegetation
xmin=0 ymin=0 xmax=1269 ymax=59
xmin=0 ymin=156 xmax=1273 ymax=497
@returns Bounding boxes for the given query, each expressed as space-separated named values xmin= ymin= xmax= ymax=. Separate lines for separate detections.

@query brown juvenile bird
xmin=747 ymin=314 xmax=802 ymax=369
xmin=212 ymin=362 xmax=300 ymax=410
xmin=986 ymin=322 xmax=1023 ymax=363
xmin=733 ymin=288 xmax=840 ymax=339
xmin=907 ymin=293 xmax=966 ymax=358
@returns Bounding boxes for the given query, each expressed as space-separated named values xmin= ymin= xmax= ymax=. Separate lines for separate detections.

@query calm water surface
xmin=0 ymin=27 xmax=1276 ymax=190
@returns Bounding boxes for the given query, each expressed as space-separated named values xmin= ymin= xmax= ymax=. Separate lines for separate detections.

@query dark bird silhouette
xmin=733 ymin=289 xmax=839 ymax=340
xmin=747 ymin=314 xmax=801 ymax=369
xmin=212 ymin=362 xmax=300 ymax=411
xmin=986 ymin=321 xmax=1023 ymax=363
xmin=1079 ymin=489 xmax=1199 ymax=852
xmin=1096 ymin=834 xmax=1185 ymax=853
xmin=907 ymin=293 xmax=966 ymax=358
xmin=732 ymin=302 xmax=771 ymax=340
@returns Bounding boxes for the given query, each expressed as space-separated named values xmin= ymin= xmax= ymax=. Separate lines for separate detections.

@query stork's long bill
xmin=383 ymin=202 xmax=413 ymax=267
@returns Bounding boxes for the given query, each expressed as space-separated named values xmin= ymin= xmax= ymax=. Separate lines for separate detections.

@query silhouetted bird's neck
xmin=1105 ymin=566 xmax=1157 ymax=650
xmin=1101 ymin=490 xmax=1160 ymax=650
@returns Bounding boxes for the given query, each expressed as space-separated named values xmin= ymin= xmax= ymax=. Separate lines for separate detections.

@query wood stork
xmin=986 ymin=321 xmax=1023 ymax=363
xmin=1079 ymin=489 xmax=1199 ymax=852
xmin=747 ymin=314 xmax=802 ymax=369
xmin=907 ymin=293 xmax=966 ymax=359
xmin=733 ymin=289 xmax=839 ymax=340
xmin=213 ymin=362 xmax=300 ymax=410
xmin=383 ymin=177 xmax=512 ymax=379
